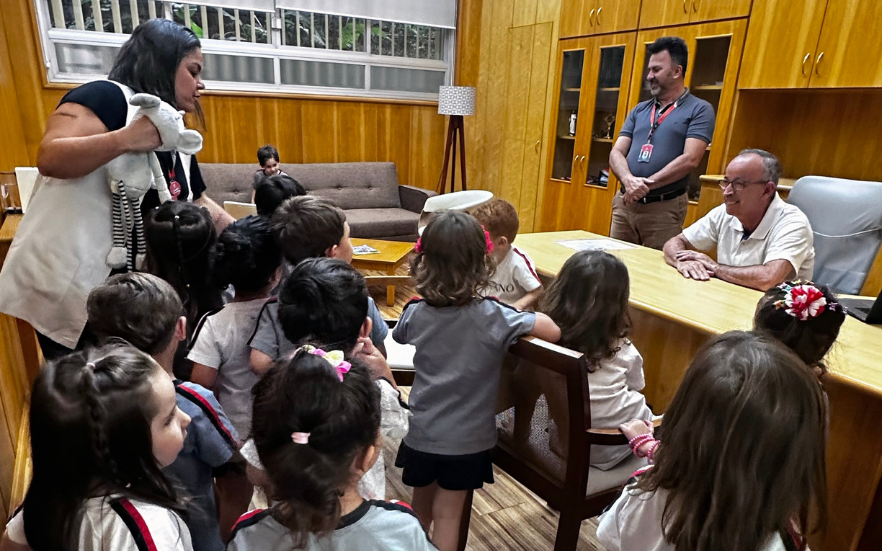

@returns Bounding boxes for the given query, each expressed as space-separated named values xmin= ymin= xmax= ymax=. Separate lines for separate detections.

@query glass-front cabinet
xmin=627 ymin=20 xmax=747 ymax=206
xmin=541 ymin=33 xmax=636 ymax=234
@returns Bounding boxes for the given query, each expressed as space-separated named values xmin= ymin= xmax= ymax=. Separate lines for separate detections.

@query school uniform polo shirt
xmin=682 ymin=194 xmax=815 ymax=280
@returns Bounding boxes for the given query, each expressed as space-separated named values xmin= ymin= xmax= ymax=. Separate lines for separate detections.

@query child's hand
xmin=619 ymin=419 xmax=653 ymax=440
xmin=354 ymin=337 xmax=398 ymax=389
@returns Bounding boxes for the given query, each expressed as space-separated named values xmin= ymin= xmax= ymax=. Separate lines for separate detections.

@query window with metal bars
xmin=37 ymin=0 xmax=452 ymax=100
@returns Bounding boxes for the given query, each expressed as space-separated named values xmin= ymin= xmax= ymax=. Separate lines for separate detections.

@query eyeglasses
xmin=717 ymin=178 xmax=770 ymax=192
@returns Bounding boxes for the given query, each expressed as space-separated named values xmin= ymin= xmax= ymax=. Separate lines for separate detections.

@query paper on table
xmin=555 ymin=239 xmax=636 ymax=252
xmin=353 ymin=244 xmax=380 ymax=255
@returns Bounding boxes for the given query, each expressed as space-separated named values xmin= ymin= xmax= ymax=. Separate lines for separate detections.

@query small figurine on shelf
xmin=568 ymin=112 xmax=577 ymax=136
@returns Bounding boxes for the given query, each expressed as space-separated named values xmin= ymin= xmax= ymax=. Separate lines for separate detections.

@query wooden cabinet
xmin=739 ymin=0 xmax=828 ymax=89
xmin=742 ymin=0 xmax=882 ymax=89
xmin=811 ymin=0 xmax=882 ymax=88
xmin=540 ymin=32 xmax=636 ymax=233
xmin=560 ymin=0 xmax=641 ymax=38
xmin=596 ymin=0 xmax=642 ymax=34
xmin=499 ymin=22 xmax=555 ymax=232
xmin=638 ymin=0 xmax=750 ymax=28
xmin=627 ymin=19 xmax=747 ymax=202
xmin=637 ymin=0 xmax=691 ymax=29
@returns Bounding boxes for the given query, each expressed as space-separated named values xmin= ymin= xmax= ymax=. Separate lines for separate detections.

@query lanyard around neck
xmin=648 ymin=89 xmax=689 ymax=143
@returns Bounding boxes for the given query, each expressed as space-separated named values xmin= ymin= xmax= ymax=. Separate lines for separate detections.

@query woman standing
xmin=0 ymin=19 xmax=233 ymax=359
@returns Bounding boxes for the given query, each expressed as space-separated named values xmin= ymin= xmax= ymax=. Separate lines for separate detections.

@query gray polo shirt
xmin=619 ymin=92 xmax=715 ymax=197
xmin=248 ymin=296 xmax=388 ymax=361
xmin=228 ymin=501 xmax=437 ymax=551
xmin=393 ymin=298 xmax=535 ymax=455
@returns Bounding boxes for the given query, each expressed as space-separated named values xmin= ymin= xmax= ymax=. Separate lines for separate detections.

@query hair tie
xmin=773 ymin=283 xmax=828 ymax=321
xmin=291 ymin=432 xmax=310 ymax=444
xmin=484 ymin=230 xmax=494 ymax=254
xmin=414 ymin=237 xmax=423 ymax=254
xmin=298 ymin=345 xmax=351 ymax=381
xmin=85 ymin=362 xmax=97 ymax=371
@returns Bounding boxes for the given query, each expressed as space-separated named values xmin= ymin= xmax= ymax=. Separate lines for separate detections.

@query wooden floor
xmin=382 ymin=387 xmax=608 ymax=551
xmin=366 ymin=258 xmax=609 ymax=550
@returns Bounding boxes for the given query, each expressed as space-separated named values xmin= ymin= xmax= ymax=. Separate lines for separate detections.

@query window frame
xmin=33 ymin=0 xmax=454 ymax=102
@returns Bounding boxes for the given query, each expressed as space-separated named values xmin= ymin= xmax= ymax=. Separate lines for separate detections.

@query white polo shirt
xmin=682 ymin=194 xmax=815 ymax=280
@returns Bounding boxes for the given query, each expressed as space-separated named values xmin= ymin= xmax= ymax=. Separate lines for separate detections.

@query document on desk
xmin=353 ymin=244 xmax=380 ymax=255
xmin=555 ymin=239 xmax=636 ymax=252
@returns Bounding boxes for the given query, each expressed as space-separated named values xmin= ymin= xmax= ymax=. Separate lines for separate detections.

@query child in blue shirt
xmin=87 ymin=273 xmax=240 ymax=551
xmin=393 ymin=211 xmax=560 ymax=551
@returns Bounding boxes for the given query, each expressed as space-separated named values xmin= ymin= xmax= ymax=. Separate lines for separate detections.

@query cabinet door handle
xmin=535 ymin=140 xmax=541 ymax=153
xmin=589 ymin=8 xmax=596 ymax=26
xmin=683 ymin=0 xmax=688 ymax=13
xmin=580 ymin=156 xmax=586 ymax=170
xmin=801 ymin=53 xmax=811 ymax=77
xmin=596 ymin=7 xmax=602 ymax=26
xmin=815 ymin=52 xmax=824 ymax=76
xmin=572 ymin=156 xmax=578 ymax=171
xmin=692 ymin=0 xmax=699 ymax=12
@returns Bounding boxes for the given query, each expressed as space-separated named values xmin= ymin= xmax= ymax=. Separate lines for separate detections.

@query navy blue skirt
xmin=395 ymin=441 xmax=494 ymax=491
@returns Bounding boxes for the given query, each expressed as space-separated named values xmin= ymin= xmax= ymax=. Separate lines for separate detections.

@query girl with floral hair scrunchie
xmin=753 ymin=280 xmax=846 ymax=378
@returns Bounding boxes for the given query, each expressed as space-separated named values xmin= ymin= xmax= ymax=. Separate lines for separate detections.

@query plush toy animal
xmin=105 ymin=93 xmax=203 ymax=270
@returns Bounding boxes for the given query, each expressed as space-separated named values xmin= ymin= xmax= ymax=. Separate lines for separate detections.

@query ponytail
xmin=251 ymin=349 xmax=380 ymax=546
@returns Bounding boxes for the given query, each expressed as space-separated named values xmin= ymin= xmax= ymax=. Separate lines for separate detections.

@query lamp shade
xmin=438 ymin=86 xmax=476 ymax=116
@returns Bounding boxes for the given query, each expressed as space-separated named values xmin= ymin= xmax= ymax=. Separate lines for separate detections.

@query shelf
xmin=692 ymin=85 xmax=723 ymax=91
xmin=558 ymin=135 xmax=577 ymax=140
xmin=550 ymin=177 xmax=573 ymax=184
xmin=598 ymin=87 xmax=620 ymax=92
xmin=593 ymin=137 xmax=614 ymax=143
xmin=563 ymin=88 xmax=581 ymax=92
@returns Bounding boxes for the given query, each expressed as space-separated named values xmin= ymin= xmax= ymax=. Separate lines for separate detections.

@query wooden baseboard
xmin=10 ymin=404 xmax=30 ymax=511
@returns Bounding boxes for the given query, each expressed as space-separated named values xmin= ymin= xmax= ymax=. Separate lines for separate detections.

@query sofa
xmin=199 ymin=161 xmax=436 ymax=241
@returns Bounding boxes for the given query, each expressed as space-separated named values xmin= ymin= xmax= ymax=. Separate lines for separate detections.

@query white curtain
xmin=274 ymin=0 xmax=457 ymax=29
xmin=184 ymin=0 xmax=276 ymax=12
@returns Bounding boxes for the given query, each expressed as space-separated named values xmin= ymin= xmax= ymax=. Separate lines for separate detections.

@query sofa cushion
xmin=288 ymin=162 xmax=401 ymax=210
xmin=199 ymin=163 xmax=257 ymax=206
xmin=345 ymin=208 xmax=419 ymax=239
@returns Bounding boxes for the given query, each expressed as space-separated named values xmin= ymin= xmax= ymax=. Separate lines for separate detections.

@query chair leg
xmin=457 ymin=489 xmax=474 ymax=551
xmin=553 ymin=511 xmax=582 ymax=551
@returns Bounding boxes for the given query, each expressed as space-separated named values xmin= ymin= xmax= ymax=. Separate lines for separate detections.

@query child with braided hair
xmin=86 ymin=273 xmax=241 ymax=551
xmin=145 ymin=200 xmax=222 ymax=380
xmin=1 ymin=340 xmax=193 ymax=551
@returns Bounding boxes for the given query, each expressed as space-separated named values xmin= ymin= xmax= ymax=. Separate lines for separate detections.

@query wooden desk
xmin=514 ymin=230 xmax=882 ymax=551
xmin=0 ymin=214 xmax=22 ymax=268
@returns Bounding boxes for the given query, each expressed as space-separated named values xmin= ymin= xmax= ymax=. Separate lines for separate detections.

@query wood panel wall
xmin=465 ymin=0 xmax=561 ymax=232
xmin=724 ymin=89 xmax=882 ymax=182
xmin=0 ymin=0 xmax=449 ymax=191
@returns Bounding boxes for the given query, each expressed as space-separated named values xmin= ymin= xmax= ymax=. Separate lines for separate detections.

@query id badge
xmin=169 ymin=180 xmax=182 ymax=201
xmin=638 ymin=143 xmax=653 ymax=163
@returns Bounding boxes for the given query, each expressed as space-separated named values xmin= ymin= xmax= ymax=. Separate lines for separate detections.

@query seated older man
xmin=663 ymin=149 xmax=814 ymax=291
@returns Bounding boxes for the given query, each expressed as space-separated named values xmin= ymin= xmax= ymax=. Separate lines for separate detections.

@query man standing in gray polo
xmin=608 ymin=36 xmax=715 ymax=250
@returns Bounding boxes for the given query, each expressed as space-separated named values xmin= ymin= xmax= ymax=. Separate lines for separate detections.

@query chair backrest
xmin=788 ymin=176 xmax=882 ymax=294
xmin=496 ymin=337 xmax=593 ymax=493
xmin=223 ymin=201 xmax=257 ymax=219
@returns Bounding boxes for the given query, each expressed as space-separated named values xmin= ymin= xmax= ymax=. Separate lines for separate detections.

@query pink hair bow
xmin=291 ymin=432 xmax=310 ymax=444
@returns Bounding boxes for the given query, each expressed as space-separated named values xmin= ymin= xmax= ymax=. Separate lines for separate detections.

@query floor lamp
xmin=437 ymin=86 xmax=476 ymax=194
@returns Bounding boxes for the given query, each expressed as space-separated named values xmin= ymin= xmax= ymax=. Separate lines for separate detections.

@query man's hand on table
xmin=674 ymin=250 xmax=718 ymax=281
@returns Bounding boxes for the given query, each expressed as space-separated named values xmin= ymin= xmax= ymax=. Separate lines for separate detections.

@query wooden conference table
xmin=514 ymin=230 xmax=882 ymax=551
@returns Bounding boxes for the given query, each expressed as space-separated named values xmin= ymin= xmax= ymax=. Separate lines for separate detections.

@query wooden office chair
xmin=488 ymin=336 xmax=650 ymax=551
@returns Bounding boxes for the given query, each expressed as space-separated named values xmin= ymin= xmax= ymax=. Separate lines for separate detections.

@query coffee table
xmin=350 ymin=239 xmax=414 ymax=306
